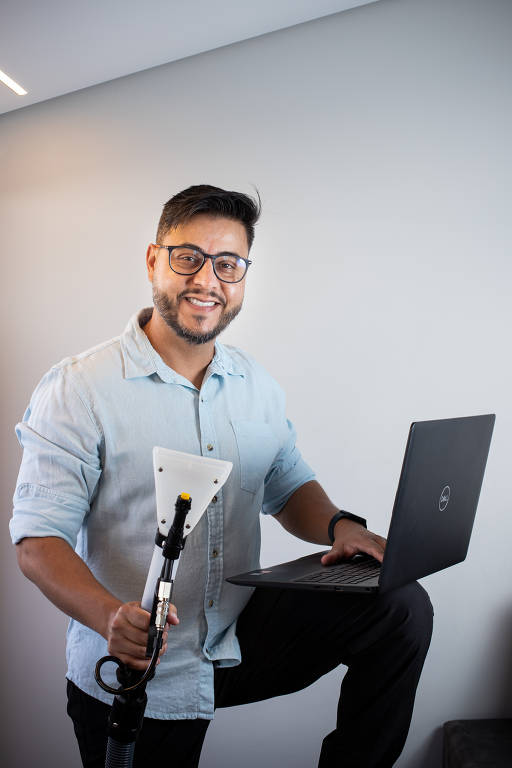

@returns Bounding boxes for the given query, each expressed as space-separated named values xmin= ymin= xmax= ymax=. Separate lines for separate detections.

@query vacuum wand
xmin=145 ymin=492 xmax=191 ymax=658
xmin=94 ymin=492 xmax=192 ymax=767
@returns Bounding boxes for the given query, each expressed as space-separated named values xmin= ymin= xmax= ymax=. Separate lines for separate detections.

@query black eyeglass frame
xmin=154 ymin=243 xmax=252 ymax=284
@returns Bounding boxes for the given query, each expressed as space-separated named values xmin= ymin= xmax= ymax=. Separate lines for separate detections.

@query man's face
xmin=146 ymin=214 xmax=249 ymax=345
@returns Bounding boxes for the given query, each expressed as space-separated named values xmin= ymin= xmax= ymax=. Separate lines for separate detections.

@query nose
xmin=189 ymin=256 xmax=221 ymax=291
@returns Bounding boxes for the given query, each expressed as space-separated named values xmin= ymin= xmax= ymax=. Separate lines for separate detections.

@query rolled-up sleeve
xmin=262 ymin=416 xmax=315 ymax=516
xmin=10 ymin=365 xmax=103 ymax=548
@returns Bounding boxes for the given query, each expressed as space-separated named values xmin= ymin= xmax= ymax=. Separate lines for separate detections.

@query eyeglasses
xmin=154 ymin=244 xmax=252 ymax=284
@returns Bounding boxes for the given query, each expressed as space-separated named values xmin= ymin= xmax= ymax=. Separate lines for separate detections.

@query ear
xmin=146 ymin=243 xmax=157 ymax=282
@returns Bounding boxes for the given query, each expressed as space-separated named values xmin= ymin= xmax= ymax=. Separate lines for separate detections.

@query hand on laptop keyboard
xmin=320 ymin=520 xmax=386 ymax=567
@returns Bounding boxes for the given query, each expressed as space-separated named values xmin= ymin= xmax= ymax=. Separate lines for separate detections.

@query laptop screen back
xmin=379 ymin=414 xmax=495 ymax=592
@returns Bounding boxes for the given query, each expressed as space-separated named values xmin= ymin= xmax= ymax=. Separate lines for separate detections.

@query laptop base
xmin=227 ymin=551 xmax=381 ymax=593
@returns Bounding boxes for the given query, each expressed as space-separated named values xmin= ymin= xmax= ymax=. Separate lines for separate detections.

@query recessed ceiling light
xmin=0 ymin=69 xmax=28 ymax=96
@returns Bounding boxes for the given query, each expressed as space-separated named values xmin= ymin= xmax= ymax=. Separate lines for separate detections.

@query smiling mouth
xmin=187 ymin=297 xmax=216 ymax=307
xmin=182 ymin=295 xmax=224 ymax=309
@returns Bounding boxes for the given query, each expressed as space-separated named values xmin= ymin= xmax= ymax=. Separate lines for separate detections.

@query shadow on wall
xmin=494 ymin=607 xmax=512 ymax=715
xmin=406 ymin=726 xmax=443 ymax=768
xmin=470 ymin=605 xmax=512 ymax=719
xmin=409 ymin=606 xmax=512 ymax=768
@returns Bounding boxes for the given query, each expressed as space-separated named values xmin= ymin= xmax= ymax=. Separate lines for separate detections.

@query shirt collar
xmin=120 ymin=308 xmax=245 ymax=383
xmin=209 ymin=343 xmax=245 ymax=378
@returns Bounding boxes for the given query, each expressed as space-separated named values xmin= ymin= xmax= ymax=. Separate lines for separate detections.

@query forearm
xmin=16 ymin=535 xmax=177 ymax=671
xmin=274 ymin=480 xmax=338 ymax=544
xmin=16 ymin=536 xmax=122 ymax=639
xmin=275 ymin=480 xmax=386 ymax=563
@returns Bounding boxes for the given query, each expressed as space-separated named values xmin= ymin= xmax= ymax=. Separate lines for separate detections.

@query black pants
xmin=67 ymin=582 xmax=433 ymax=767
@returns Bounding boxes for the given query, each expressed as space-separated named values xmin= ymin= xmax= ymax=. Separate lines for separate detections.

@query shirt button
xmin=208 ymin=599 xmax=214 ymax=608
xmin=211 ymin=495 xmax=218 ymax=504
xmin=212 ymin=549 xmax=218 ymax=558
xmin=206 ymin=444 xmax=214 ymax=451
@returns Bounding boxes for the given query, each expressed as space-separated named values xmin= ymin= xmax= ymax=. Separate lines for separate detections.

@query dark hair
xmin=156 ymin=184 xmax=261 ymax=250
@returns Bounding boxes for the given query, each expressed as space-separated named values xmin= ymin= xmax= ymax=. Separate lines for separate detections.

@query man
xmin=11 ymin=185 xmax=433 ymax=767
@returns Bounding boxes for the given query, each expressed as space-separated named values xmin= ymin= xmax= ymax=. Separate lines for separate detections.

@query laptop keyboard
xmin=292 ymin=558 xmax=381 ymax=586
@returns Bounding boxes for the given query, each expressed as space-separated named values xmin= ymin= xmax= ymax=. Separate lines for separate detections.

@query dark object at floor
xmin=443 ymin=719 xmax=512 ymax=767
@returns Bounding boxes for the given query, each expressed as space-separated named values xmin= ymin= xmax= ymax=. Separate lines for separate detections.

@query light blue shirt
xmin=10 ymin=309 xmax=314 ymax=719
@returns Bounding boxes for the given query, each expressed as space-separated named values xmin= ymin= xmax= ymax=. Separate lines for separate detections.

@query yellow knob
xmin=180 ymin=492 xmax=191 ymax=500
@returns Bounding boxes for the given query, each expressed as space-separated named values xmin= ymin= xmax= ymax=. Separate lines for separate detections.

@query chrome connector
xmin=155 ymin=580 xmax=173 ymax=630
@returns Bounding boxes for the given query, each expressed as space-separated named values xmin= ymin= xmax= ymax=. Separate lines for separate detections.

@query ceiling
xmin=0 ymin=0 xmax=379 ymax=116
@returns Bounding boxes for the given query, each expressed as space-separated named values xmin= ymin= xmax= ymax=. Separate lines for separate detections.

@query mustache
xmin=178 ymin=290 xmax=226 ymax=307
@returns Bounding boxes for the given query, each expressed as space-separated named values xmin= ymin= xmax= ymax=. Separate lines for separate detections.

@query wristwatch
xmin=328 ymin=510 xmax=367 ymax=544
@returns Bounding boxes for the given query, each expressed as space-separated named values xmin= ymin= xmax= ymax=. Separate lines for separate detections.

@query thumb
xmin=167 ymin=603 xmax=180 ymax=626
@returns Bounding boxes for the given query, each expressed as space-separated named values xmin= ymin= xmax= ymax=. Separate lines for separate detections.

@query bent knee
xmin=381 ymin=581 xmax=434 ymax=650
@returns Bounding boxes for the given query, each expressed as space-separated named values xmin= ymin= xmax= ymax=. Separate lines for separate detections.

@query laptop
xmin=226 ymin=414 xmax=495 ymax=594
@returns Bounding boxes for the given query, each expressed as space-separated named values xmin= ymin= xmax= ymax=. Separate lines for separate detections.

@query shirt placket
xmin=198 ymin=373 xmax=224 ymax=659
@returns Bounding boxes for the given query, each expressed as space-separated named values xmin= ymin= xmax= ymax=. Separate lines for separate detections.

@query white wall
xmin=1 ymin=0 xmax=511 ymax=766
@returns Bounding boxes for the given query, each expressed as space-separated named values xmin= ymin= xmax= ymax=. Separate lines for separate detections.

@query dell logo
xmin=439 ymin=485 xmax=451 ymax=511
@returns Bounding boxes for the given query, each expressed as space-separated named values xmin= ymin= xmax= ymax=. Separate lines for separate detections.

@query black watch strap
xmin=328 ymin=510 xmax=367 ymax=544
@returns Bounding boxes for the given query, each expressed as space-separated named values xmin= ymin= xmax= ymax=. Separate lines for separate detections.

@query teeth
xmin=187 ymin=297 xmax=216 ymax=307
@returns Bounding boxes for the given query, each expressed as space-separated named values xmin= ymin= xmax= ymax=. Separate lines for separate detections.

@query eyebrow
xmin=174 ymin=242 xmax=242 ymax=259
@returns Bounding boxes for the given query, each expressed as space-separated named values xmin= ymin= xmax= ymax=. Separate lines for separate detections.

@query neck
xmin=143 ymin=310 xmax=215 ymax=390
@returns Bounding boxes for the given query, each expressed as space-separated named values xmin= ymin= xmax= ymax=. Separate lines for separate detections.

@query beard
xmin=152 ymin=286 xmax=243 ymax=345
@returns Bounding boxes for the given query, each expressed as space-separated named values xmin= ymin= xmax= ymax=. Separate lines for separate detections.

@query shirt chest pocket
xmin=231 ymin=419 xmax=280 ymax=494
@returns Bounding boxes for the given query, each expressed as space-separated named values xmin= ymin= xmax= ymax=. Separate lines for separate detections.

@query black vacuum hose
xmin=105 ymin=738 xmax=136 ymax=768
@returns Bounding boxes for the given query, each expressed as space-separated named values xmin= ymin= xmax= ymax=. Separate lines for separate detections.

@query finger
xmin=123 ymin=603 xmax=152 ymax=631
xmin=108 ymin=635 xmax=150 ymax=660
xmin=111 ymin=619 xmax=151 ymax=648
xmin=320 ymin=547 xmax=345 ymax=566
xmin=357 ymin=536 xmax=386 ymax=562
xmin=364 ymin=544 xmax=384 ymax=563
xmin=110 ymin=610 xmax=149 ymax=640
xmin=166 ymin=604 xmax=180 ymax=626
xmin=365 ymin=532 xmax=387 ymax=550
xmin=111 ymin=606 xmax=152 ymax=643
